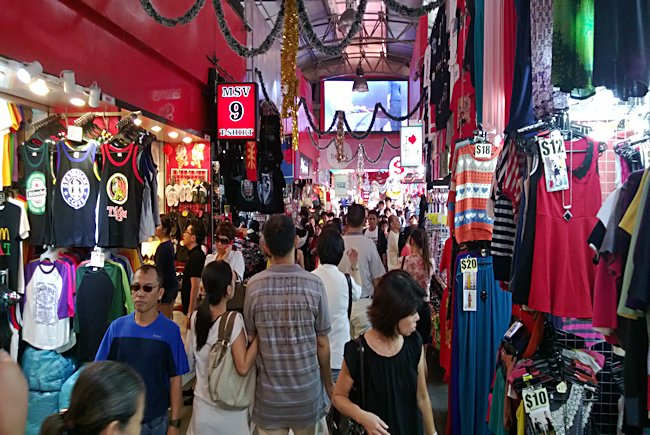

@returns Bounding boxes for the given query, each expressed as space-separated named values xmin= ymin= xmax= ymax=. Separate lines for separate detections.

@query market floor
xmin=172 ymin=309 xmax=449 ymax=434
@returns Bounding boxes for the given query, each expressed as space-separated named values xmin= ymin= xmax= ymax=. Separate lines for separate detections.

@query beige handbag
xmin=207 ymin=311 xmax=256 ymax=409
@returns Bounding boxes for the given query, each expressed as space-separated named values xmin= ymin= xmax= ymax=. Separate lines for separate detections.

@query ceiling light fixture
xmin=29 ymin=79 xmax=50 ymax=96
xmin=132 ymin=118 xmax=143 ymax=126
xmin=338 ymin=0 xmax=356 ymax=34
xmin=182 ymin=136 xmax=192 ymax=144
xmin=352 ymin=62 xmax=369 ymax=93
xmin=17 ymin=61 xmax=43 ymax=84
xmin=60 ymin=70 xmax=75 ymax=94
xmin=168 ymin=131 xmax=179 ymax=139
xmin=70 ymin=97 xmax=86 ymax=107
xmin=151 ymin=125 xmax=162 ymax=133
xmin=87 ymin=82 xmax=101 ymax=108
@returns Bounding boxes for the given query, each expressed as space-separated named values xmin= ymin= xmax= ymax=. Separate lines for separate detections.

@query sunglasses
xmin=216 ymin=237 xmax=232 ymax=245
xmin=130 ymin=284 xmax=159 ymax=293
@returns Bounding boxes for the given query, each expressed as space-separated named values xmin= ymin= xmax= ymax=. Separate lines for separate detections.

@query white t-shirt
xmin=364 ymin=227 xmax=379 ymax=246
xmin=22 ymin=263 xmax=70 ymax=350
xmin=205 ymin=249 xmax=245 ymax=280
xmin=387 ymin=231 xmax=400 ymax=271
xmin=312 ymin=265 xmax=361 ymax=369
xmin=338 ymin=234 xmax=386 ymax=298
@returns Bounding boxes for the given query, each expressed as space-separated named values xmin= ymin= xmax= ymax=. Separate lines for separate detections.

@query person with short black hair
xmin=364 ymin=209 xmax=387 ymax=261
xmin=96 ymin=265 xmax=189 ymax=435
xmin=244 ymin=214 xmax=333 ymax=433
xmin=338 ymin=204 xmax=386 ymax=339
xmin=41 ymin=361 xmax=145 ymax=435
xmin=333 ymin=270 xmax=437 ymax=435
xmin=155 ymin=214 xmax=178 ymax=319
xmin=181 ymin=220 xmax=206 ymax=317
xmin=312 ymin=228 xmax=362 ymax=383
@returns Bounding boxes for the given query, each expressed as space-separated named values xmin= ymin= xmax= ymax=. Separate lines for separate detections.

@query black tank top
xmin=53 ymin=141 xmax=100 ymax=247
xmin=97 ymin=143 xmax=144 ymax=248
xmin=22 ymin=143 xmax=53 ymax=246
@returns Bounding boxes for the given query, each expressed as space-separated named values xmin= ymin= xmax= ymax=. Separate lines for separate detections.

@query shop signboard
xmin=334 ymin=174 xmax=348 ymax=197
xmin=400 ymin=124 xmax=423 ymax=167
xmin=299 ymin=154 xmax=312 ymax=176
xmin=217 ymin=83 xmax=258 ymax=140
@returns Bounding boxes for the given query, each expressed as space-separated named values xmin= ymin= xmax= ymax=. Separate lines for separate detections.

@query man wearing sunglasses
xmin=96 ymin=265 xmax=189 ymax=435
xmin=180 ymin=221 xmax=206 ymax=319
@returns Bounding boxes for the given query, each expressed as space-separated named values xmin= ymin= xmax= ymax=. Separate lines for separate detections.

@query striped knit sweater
xmin=449 ymin=141 xmax=502 ymax=243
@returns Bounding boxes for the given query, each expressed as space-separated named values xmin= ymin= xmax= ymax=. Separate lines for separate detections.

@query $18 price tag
xmin=475 ymin=142 xmax=492 ymax=158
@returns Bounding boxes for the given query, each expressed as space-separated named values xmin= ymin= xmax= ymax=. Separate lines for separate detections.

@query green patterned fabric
xmin=552 ymin=0 xmax=595 ymax=98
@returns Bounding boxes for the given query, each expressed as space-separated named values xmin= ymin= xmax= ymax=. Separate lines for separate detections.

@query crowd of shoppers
xmin=30 ymin=200 xmax=438 ymax=435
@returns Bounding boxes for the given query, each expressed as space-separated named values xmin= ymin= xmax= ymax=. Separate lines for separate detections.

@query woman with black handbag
xmin=332 ymin=270 xmax=438 ymax=435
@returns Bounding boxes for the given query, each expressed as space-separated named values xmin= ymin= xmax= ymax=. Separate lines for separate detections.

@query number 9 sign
xmin=217 ymin=83 xmax=258 ymax=140
xmin=229 ymin=101 xmax=244 ymax=122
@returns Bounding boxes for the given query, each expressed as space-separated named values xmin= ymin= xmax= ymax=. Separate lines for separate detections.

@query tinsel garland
xmin=212 ymin=0 xmax=285 ymax=57
xmin=382 ymin=0 xmax=445 ymax=17
xmin=335 ymin=112 xmax=346 ymax=162
xmin=296 ymin=0 xmax=367 ymax=56
xmin=306 ymin=128 xmax=399 ymax=163
xmin=139 ymin=0 xmax=206 ymax=27
xmin=280 ymin=0 xmax=300 ymax=150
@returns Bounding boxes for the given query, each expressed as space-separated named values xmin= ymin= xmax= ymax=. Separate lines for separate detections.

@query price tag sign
xmin=461 ymin=257 xmax=478 ymax=311
xmin=475 ymin=142 xmax=492 ymax=158
xmin=522 ymin=387 xmax=550 ymax=414
xmin=67 ymin=125 xmax=83 ymax=142
xmin=538 ymin=130 xmax=569 ymax=192
xmin=460 ymin=257 xmax=478 ymax=273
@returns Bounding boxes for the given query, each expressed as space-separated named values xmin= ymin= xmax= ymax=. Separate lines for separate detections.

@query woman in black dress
xmin=332 ymin=270 xmax=438 ymax=435
xmin=155 ymin=214 xmax=178 ymax=319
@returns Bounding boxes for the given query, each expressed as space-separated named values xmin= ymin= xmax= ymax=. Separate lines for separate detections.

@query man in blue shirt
xmin=96 ymin=265 xmax=189 ymax=435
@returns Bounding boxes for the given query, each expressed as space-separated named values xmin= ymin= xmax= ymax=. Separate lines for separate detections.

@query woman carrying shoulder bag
xmin=332 ymin=270 xmax=438 ymax=435
xmin=186 ymin=261 xmax=258 ymax=434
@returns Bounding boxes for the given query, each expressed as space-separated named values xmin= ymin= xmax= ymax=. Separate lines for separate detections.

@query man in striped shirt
xmin=244 ymin=214 xmax=332 ymax=434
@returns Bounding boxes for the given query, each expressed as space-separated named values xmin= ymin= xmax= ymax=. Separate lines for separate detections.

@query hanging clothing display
xmin=22 ymin=144 xmax=54 ymax=246
xmin=552 ymin=0 xmax=596 ymax=99
xmin=52 ymin=141 xmax=100 ymax=248
xmin=527 ymin=138 xmax=601 ymax=318
xmin=74 ymin=261 xmax=133 ymax=362
xmin=530 ymin=0 xmax=556 ymax=119
xmin=97 ymin=142 xmax=145 ymax=248
xmin=593 ymin=0 xmax=650 ymax=100
xmin=481 ymin=0 xmax=506 ymax=136
xmin=22 ymin=260 xmax=74 ymax=350
xmin=0 ymin=198 xmax=29 ymax=295
xmin=450 ymin=252 xmax=512 ymax=435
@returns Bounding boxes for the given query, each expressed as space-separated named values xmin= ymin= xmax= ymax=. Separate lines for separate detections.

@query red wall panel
xmin=0 ymin=0 xmax=247 ymax=133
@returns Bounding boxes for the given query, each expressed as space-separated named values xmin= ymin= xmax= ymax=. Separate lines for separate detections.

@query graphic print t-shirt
xmin=0 ymin=200 xmax=29 ymax=293
xmin=22 ymin=262 xmax=70 ymax=350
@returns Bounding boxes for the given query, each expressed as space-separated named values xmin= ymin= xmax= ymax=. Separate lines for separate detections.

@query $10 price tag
xmin=522 ymin=387 xmax=550 ymax=414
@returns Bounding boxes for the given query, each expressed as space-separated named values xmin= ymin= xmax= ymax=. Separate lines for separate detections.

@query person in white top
xmin=312 ymin=228 xmax=362 ymax=383
xmin=186 ymin=260 xmax=258 ymax=435
xmin=338 ymin=204 xmax=386 ymax=339
xmin=204 ymin=221 xmax=245 ymax=280
xmin=387 ymin=215 xmax=402 ymax=271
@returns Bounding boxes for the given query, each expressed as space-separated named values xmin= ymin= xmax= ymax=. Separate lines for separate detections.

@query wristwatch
xmin=168 ymin=418 xmax=181 ymax=428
